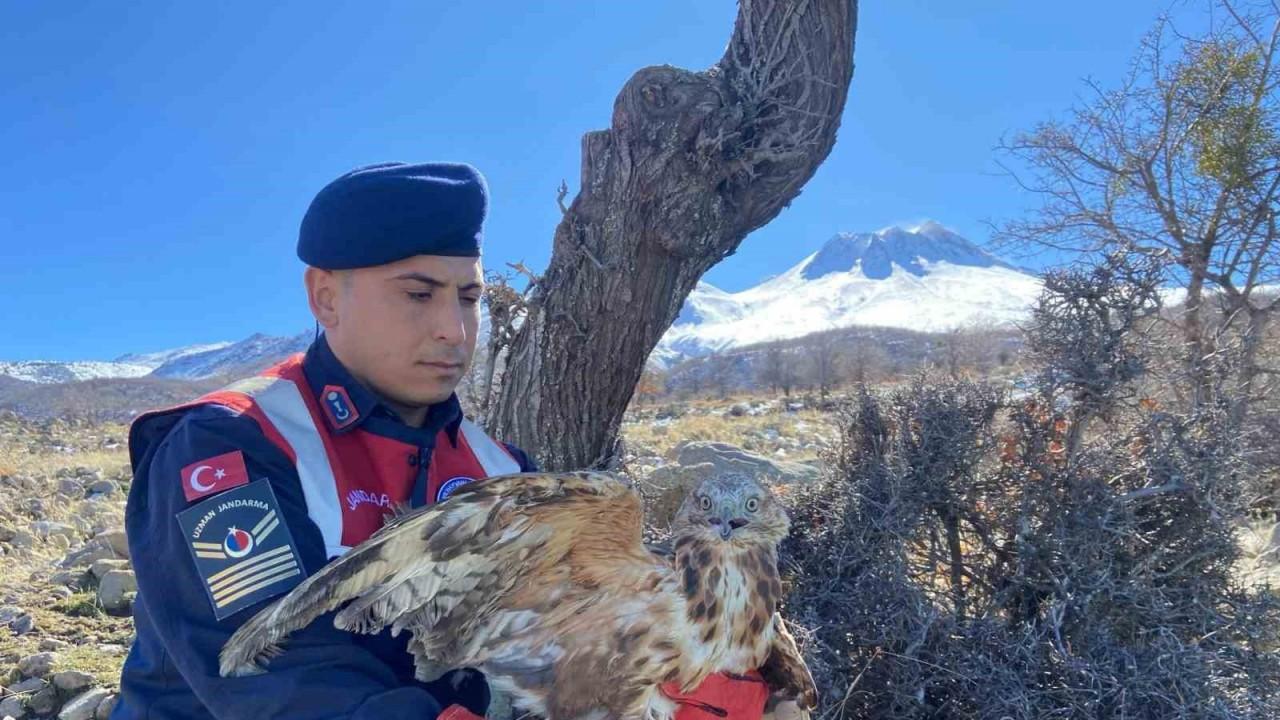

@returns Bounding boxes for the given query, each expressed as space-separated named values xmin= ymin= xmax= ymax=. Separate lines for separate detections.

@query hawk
xmin=219 ymin=472 xmax=817 ymax=720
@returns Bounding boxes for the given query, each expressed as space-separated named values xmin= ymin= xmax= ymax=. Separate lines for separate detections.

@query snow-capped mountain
xmin=2 ymin=332 xmax=313 ymax=385
xmin=114 ymin=342 xmax=234 ymax=370
xmin=148 ymin=331 xmax=312 ymax=379
xmin=0 ymin=360 xmax=156 ymax=384
xmin=655 ymin=221 xmax=1042 ymax=363
xmin=6 ymin=222 xmax=1041 ymax=383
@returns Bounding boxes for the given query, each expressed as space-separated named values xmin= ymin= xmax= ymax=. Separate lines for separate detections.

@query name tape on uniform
xmin=176 ymin=479 xmax=305 ymax=620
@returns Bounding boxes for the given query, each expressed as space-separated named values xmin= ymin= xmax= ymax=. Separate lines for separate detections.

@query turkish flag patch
xmin=181 ymin=450 xmax=251 ymax=502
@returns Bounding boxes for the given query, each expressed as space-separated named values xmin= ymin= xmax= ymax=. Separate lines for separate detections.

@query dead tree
xmin=806 ymin=330 xmax=842 ymax=399
xmin=489 ymin=0 xmax=858 ymax=469
xmin=996 ymin=2 xmax=1280 ymax=424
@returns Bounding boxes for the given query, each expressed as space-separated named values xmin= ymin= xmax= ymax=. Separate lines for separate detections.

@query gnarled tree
xmin=489 ymin=0 xmax=858 ymax=470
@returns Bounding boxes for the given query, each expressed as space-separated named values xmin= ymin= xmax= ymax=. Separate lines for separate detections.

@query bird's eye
xmin=699 ymin=496 xmax=712 ymax=511
xmin=745 ymin=497 xmax=760 ymax=513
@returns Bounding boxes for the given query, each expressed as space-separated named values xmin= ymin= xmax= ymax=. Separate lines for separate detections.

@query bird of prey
xmin=219 ymin=471 xmax=817 ymax=720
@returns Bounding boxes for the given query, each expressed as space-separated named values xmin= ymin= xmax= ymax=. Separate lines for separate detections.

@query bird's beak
xmin=719 ymin=523 xmax=733 ymax=540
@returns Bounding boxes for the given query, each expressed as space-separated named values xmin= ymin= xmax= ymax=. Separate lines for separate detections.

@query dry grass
xmin=623 ymin=398 xmax=840 ymax=460
xmin=1 ymin=415 xmax=132 ymax=687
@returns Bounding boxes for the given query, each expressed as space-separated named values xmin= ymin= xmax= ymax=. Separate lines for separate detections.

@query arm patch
xmin=176 ymin=479 xmax=306 ymax=620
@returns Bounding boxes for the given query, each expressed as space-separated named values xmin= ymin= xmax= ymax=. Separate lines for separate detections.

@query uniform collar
xmin=300 ymin=333 xmax=463 ymax=444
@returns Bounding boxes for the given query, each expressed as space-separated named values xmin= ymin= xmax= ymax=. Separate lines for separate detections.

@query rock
xmin=56 ymin=479 xmax=84 ymax=497
xmin=10 ymin=531 xmax=33 ymax=549
xmin=0 ymin=525 xmax=14 ymax=542
xmin=95 ymin=530 xmax=128 ymax=559
xmin=94 ymin=694 xmax=117 ymax=720
xmin=86 ymin=480 xmax=118 ymax=497
xmin=38 ymin=638 xmax=68 ymax=652
xmin=26 ymin=686 xmax=59 ymax=716
xmin=644 ymin=463 xmax=718 ymax=527
xmin=729 ymin=404 xmax=749 ymax=417
xmin=16 ymin=652 xmax=57 ymax=678
xmin=49 ymin=570 xmax=88 ymax=590
xmin=58 ymin=688 xmax=110 ymax=720
xmin=21 ymin=500 xmax=46 ymax=520
xmin=52 ymin=671 xmax=93 ymax=693
xmin=10 ymin=613 xmax=35 ymax=635
xmin=78 ymin=469 xmax=104 ymax=484
xmin=97 ymin=569 xmax=137 ymax=613
xmin=0 ymin=606 xmax=21 ymax=625
xmin=59 ymin=541 xmax=117 ymax=570
xmin=0 ymin=695 xmax=27 ymax=719
xmin=32 ymin=522 xmax=77 ymax=541
xmin=89 ymin=559 xmax=129 ymax=580
xmin=8 ymin=677 xmax=46 ymax=694
xmin=48 ymin=586 xmax=73 ymax=600
xmin=671 ymin=441 xmax=820 ymax=484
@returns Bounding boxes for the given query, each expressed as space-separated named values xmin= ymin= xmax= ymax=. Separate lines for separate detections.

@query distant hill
xmin=146 ymin=331 xmax=311 ymax=379
xmin=0 ymin=375 xmax=224 ymax=422
xmin=114 ymin=341 xmax=235 ymax=369
xmin=2 ymin=331 xmax=312 ymax=386
xmin=661 ymin=323 xmax=1024 ymax=396
xmin=0 ymin=359 xmax=154 ymax=384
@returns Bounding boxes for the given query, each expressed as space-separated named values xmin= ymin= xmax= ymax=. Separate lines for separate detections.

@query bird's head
xmin=672 ymin=473 xmax=790 ymax=546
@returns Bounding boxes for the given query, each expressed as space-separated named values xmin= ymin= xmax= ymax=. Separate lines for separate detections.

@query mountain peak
xmin=800 ymin=223 xmax=1005 ymax=281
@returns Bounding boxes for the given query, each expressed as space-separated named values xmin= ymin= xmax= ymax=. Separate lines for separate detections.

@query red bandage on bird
xmin=437 ymin=704 xmax=485 ymax=720
xmin=662 ymin=671 xmax=769 ymax=720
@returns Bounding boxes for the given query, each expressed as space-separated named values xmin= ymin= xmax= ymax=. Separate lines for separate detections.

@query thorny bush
xmin=779 ymin=260 xmax=1280 ymax=719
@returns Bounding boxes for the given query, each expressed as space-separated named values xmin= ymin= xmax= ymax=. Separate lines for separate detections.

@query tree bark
xmin=490 ymin=0 xmax=858 ymax=470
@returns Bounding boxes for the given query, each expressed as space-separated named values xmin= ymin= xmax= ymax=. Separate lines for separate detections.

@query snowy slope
xmin=0 ymin=360 xmax=155 ymax=384
xmin=149 ymin=331 xmax=312 ymax=379
xmin=2 ymin=333 xmax=310 ymax=385
xmin=656 ymin=221 xmax=1042 ymax=362
xmin=114 ymin=342 xmax=234 ymax=370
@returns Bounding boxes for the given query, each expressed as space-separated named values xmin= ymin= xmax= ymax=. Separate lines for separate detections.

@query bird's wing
xmin=759 ymin=614 xmax=818 ymax=710
xmin=219 ymin=471 xmax=655 ymax=677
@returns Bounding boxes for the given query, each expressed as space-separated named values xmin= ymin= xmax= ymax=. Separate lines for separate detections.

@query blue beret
xmin=297 ymin=162 xmax=487 ymax=269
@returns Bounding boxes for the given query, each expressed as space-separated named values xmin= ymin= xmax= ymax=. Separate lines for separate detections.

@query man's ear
xmin=304 ymin=267 xmax=342 ymax=329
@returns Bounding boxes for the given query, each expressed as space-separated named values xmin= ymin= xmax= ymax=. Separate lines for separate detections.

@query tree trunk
xmin=1231 ymin=306 xmax=1271 ymax=426
xmin=490 ymin=0 xmax=858 ymax=470
xmin=1182 ymin=246 xmax=1212 ymax=411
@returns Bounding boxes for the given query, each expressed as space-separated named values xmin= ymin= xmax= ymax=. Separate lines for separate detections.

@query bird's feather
xmin=219 ymin=470 xmax=816 ymax=719
xmin=220 ymin=472 xmax=651 ymax=677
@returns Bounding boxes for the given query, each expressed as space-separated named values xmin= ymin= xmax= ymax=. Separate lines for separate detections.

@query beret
xmin=297 ymin=161 xmax=487 ymax=269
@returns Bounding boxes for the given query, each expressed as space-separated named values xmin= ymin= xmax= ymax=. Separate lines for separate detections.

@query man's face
xmin=316 ymin=255 xmax=483 ymax=410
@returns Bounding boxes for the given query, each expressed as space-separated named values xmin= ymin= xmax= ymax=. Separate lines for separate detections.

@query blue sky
xmin=1 ymin=1 xmax=1195 ymax=361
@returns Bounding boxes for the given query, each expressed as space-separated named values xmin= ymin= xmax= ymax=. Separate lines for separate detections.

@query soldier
xmin=113 ymin=163 xmax=531 ymax=720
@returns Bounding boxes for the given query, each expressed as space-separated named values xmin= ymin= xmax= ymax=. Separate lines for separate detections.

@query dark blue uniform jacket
xmin=111 ymin=336 xmax=535 ymax=719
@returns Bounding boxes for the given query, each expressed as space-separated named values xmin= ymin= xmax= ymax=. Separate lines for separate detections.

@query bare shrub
xmin=778 ymin=260 xmax=1280 ymax=719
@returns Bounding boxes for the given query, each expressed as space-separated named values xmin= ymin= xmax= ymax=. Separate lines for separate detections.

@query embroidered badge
xmin=181 ymin=450 xmax=251 ymax=502
xmin=321 ymin=384 xmax=359 ymax=430
xmin=435 ymin=476 xmax=473 ymax=503
xmin=176 ymin=480 xmax=304 ymax=620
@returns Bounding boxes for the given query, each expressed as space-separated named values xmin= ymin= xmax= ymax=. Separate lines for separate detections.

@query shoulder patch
xmin=176 ymin=479 xmax=304 ymax=620
xmin=435 ymin=475 xmax=474 ymax=503
xmin=181 ymin=450 xmax=251 ymax=502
